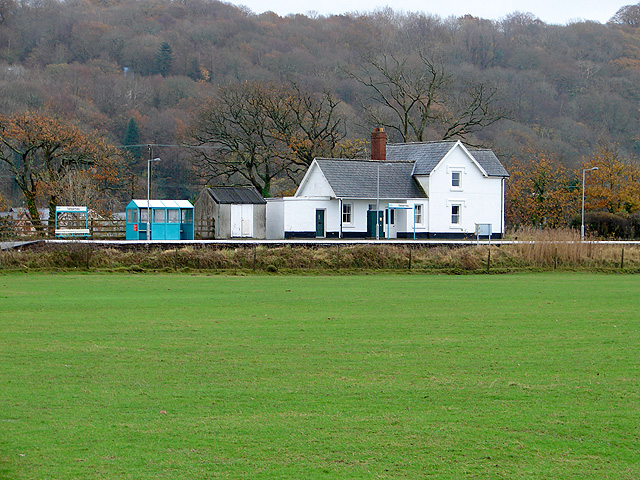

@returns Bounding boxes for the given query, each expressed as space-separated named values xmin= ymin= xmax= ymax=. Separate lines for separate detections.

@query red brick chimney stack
xmin=371 ymin=127 xmax=387 ymax=161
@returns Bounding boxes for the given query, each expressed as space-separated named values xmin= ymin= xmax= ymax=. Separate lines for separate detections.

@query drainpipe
xmin=339 ymin=198 xmax=343 ymax=239
xmin=501 ymin=178 xmax=505 ymax=238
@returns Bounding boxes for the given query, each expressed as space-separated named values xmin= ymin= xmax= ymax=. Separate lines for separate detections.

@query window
xmin=451 ymin=205 xmax=461 ymax=224
xmin=181 ymin=209 xmax=193 ymax=223
xmin=414 ymin=204 xmax=423 ymax=225
xmin=167 ymin=209 xmax=180 ymax=223
xmin=451 ymin=171 xmax=461 ymax=188
xmin=153 ymin=209 xmax=165 ymax=223
xmin=342 ymin=203 xmax=353 ymax=224
xmin=140 ymin=209 xmax=148 ymax=223
xmin=131 ymin=209 xmax=138 ymax=223
xmin=126 ymin=209 xmax=131 ymax=223
xmin=386 ymin=209 xmax=395 ymax=225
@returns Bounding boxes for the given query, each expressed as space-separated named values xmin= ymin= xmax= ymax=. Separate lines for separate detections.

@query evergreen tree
xmin=122 ymin=117 xmax=142 ymax=160
xmin=156 ymin=41 xmax=173 ymax=77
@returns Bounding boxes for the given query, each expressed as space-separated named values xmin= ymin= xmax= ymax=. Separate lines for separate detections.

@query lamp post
xmin=376 ymin=163 xmax=392 ymax=240
xmin=581 ymin=166 xmax=598 ymax=241
xmin=147 ymin=157 xmax=161 ymax=240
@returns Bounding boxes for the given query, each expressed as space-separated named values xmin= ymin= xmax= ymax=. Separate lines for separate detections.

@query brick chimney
xmin=371 ymin=127 xmax=387 ymax=161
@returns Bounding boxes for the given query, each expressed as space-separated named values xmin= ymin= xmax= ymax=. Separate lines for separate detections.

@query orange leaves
xmin=506 ymin=145 xmax=640 ymax=228
xmin=505 ymin=150 xmax=578 ymax=228
xmin=582 ymin=146 xmax=640 ymax=214
xmin=0 ymin=112 xmax=127 ymax=217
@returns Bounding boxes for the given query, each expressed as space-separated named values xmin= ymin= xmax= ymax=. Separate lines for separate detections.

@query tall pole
xmin=581 ymin=167 xmax=598 ymax=241
xmin=376 ymin=164 xmax=380 ymax=240
xmin=147 ymin=148 xmax=161 ymax=241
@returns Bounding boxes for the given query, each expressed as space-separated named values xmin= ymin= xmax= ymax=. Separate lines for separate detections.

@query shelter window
xmin=126 ymin=209 xmax=131 ymax=223
xmin=140 ymin=209 xmax=148 ymax=223
xmin=414 ymin=204 xmax=423 ymax=225
xmin=167 ymin=209 xmax=180 ymax=223
xmin=451 ymin=204 xmax=461 ymax=224
xmin=342 ymin=203 xmax=353 ymax=224
xmin=153 ymin=209 xmax=165 ymax=223
xmin=181 ymin=209 xmax=193 ymax=223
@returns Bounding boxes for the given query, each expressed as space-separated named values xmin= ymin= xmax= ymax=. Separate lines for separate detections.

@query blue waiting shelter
xmin=125 ymin=199 xmax=194 ymax=240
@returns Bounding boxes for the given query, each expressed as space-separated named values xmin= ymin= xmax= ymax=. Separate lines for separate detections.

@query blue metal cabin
xmin=125 ymin=199 xmax=194 ymax=240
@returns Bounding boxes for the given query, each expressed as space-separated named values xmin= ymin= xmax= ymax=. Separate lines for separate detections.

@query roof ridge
xmin=388 ymin=140 xmax=457 ymax=147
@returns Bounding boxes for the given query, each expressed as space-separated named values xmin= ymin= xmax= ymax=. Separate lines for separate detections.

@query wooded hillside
xmin=0 ymin=0 xmax=638 ymax=207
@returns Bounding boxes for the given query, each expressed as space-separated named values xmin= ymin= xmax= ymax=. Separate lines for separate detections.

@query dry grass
xmin=2 ymin=238 xmax=640 ymax=273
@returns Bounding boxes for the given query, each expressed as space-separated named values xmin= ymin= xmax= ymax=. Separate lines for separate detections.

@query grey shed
xmin=194 ymin=186 xmax=267 ymax=239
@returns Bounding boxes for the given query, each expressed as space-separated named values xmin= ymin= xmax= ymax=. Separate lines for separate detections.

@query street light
xmin=376 ymin=162 xmax=392 ymax=240
xmin=147 ymin=157 xmax=161 ymax=240
xmin=581 ymin=166 xmax=598 ymax=241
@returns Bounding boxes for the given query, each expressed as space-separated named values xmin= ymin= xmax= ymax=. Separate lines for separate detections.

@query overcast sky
xmin=227 ymin=0 xmax=628 ymax=25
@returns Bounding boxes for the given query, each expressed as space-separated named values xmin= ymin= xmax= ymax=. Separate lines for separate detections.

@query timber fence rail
xmin=1 ymin=219 xmax=218 ymax=240
xmin=0 ymin=218 xmax=125 ymax=240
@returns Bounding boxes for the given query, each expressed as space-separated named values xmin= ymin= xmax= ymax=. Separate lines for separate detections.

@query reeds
xmin=2 ymin=238 xmax=639 ymax=273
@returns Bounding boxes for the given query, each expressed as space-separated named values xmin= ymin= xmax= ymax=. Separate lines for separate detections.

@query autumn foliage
xmin=0 ymin=112 xmax=126 ymax=230
xmin=505 ymin=150 xmax=578 ymax=228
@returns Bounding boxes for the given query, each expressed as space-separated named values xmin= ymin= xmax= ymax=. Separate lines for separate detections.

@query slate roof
xmin=467 ymin=148 xmax=510 ymax=177
xmin=314 ymin=159 xmax=426 ymax=199
xmin=386 ymin=141 xmax=509 ymax=177
xmin=205 ymin=186 xmax=266 ymax=204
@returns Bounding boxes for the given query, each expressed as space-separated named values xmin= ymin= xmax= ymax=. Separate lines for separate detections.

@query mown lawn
xmin=0 ymin=273 xmax=638 ymax=479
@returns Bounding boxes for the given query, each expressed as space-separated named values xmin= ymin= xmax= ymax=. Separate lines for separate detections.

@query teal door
xmin=367 ymin=210 xmax=384 ymax=238
xmin=315 ymin=209 xmax=325 ymax=237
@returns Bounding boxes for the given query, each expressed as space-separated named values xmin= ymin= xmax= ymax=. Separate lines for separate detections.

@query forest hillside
xmin=0 ymin=0 xmax=639 ymax=205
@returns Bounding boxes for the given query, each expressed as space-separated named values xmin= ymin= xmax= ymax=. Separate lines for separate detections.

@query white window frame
xmin=342 ymin=203 xmax=353 ymax=225
xmin=451 ymin=204 xmax=462 ymax=226
xmin=414 ymin=204 xmax=424 ymax=226
xmin=451 ymin=170 xmax=463 ymax=190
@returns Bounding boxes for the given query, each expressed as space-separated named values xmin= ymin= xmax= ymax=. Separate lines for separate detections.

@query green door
xmin=367 ymin=210 xmax=384 ymax=238
xmin=315 ymin=209 xmax=325 ymax=237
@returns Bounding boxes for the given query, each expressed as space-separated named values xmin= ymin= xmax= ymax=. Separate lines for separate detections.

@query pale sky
xmin=228 ymin=0 xmax=629 ymax=25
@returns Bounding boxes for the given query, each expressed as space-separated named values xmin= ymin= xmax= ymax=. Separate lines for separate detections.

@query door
xmin=367 ymin=210 xmax=384 ymax=238
xmin=386 ymin=208 xmax=397 ymax=239
xmin=231 ymin=204 xmax=254 ymax=238
xmin=315 ymin=209 xmax=325 ymax=238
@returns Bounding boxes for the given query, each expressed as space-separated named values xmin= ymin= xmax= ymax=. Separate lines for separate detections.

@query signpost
xmin=55 ymin=206 xmax=90 ymax=238
xmin=475 ymin=223 xmax=492 ymax=244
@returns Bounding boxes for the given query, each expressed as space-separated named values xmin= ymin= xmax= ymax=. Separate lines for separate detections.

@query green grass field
xmin=1 ymin=273 xmax=638 ymax=479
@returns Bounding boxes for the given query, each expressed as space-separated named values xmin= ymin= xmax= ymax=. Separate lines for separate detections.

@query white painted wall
xmin=295 ymin=162 xmax=335 ymax=198
xmin=266 ymin=199 xmax=284 ymax=239
xmin=283 ymin=197 xmax=338 ymax=236
xmin=424 ymin=145 xmax=504 ymax=235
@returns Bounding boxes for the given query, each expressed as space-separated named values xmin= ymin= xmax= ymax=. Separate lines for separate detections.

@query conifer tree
xmin=122 ymin=117 xmax=142 ymax=160
xmin=156 ymin=42 xmax=173 ymax=77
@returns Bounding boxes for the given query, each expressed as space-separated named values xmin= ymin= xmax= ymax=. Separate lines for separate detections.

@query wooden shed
xmin=194 ymin=186 xmax=266 ymax=239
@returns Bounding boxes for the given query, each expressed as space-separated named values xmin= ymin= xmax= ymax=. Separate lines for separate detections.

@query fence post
xmin=621 ymin=246 xmax=624 ymax=270
xmin=253 ymin=244 xmax=257 ymax=271
xmin=486 ymin=247 xmax=491 ymax=273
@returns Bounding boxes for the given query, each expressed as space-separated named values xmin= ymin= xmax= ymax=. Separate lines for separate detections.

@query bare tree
xmin=348 ymin=51 xmax=505 ymax=142
xmin=188 ymin=81 xmax=346 ymax=197
xmin=609 ymin=3 xmax=640 ymax=27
